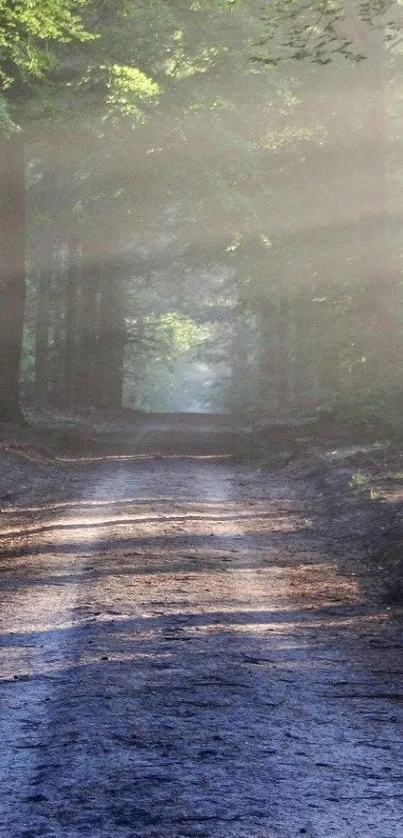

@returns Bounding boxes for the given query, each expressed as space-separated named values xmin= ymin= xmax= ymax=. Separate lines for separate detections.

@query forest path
xmin=0 ymin=454 xmax=403 ymax=837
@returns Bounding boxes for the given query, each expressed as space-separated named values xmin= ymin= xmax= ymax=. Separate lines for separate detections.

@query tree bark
xmin=34 ymin=229 xmax=53 ymax=402
xmin=356 ymin=24 xmax=396 ymax=387
xmin=0 ymin=133 xmax=26 ymax=423
xmin=94 ymin=274 xmax=126 ymax=410
xmin=65 ymin=236 xmax=81 ymax=410
xmin=276 ymin=295 xmax=288 ymax=410
xmin=258 ymin=295 xmax=280 ymax=414
xmin=75 ymin=251 xmax=101 ymax=406
xmin=50 ymin=242 xmax=68 ymax=404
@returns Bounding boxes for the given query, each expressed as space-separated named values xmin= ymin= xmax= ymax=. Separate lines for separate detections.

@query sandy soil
xmin=1 ymin=415 xmax=403 ymax=837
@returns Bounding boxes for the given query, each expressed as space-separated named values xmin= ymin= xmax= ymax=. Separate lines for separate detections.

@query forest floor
xmin=1 ymin=409 xmax=403 ymax=837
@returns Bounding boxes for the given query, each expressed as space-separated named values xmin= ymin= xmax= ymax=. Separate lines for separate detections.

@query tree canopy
xmin=256 ymin=0 xmax=403 ymax=64
xmin=0 ymin=0 xmax=96 ymax=129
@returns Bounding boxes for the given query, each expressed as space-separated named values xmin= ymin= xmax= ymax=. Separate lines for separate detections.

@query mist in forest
xmin=2 ymin=1 xmax=399 ymax=426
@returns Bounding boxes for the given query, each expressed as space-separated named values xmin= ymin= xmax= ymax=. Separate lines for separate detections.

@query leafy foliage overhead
xmin=255 ymin=0 xmax=403 ymax=65
xmin=0 ymin=0 xmax=246 ymax=130
xmin=0 ymin=0 xmax=97 ymax=130
xmin=0 ymin=0 xmax=94 ymax=88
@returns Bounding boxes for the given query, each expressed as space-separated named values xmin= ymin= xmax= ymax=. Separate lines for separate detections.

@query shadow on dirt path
xmin=1 ymin=454 xmax=403 ymax=837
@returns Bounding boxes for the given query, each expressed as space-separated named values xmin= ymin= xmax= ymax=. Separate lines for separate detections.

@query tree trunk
xmin=75 ymin=252 xmax=101 ymax=406
xmin=34 ymin=228 xmax=53 ymax=402
xmin=94 ymin=275 xmax=126 ymax=410
xmin=65 ymin=236 xmax=81 ymax=410
xmin=356 ymin=25 xmax=396 ymax=387
xmin=0 ymin=133 xmax=26 ymax=423
xmin=258 ymin=296 xmax=280 ymax=415
xmin=276 ymin=295 xmax=288 ymax=411
xmin=50 ymin=242 xmax=68 ymax=404
xmin=286 ymin=294 xmax=297 ymax=409
xmin=230 ymin=313 xmax=256 ymax=415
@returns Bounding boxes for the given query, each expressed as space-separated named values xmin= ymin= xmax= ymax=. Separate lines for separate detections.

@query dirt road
xmin=1 ymin=451 xmax=403 ymax=837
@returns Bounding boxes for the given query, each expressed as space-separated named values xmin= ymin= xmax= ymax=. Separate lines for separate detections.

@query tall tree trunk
xmin=0 ymin=133 xmax=26 ymax=423
xmin=65 ymin=236 xmax=81 ymax=410
xmin=286 ymin=294 xmax=297 ymax=409
xmin=94 ymin=275 xmax=126 ymax=410
xmin=34 ymin=227 xmax=53 ymax=402
xmin=230 ymin=312 xmax=255 ymax=415
xmin=276 ymin=295 xmax=288 ymax=411
xmin=258 ymin=296 xmax=280 ymax=415
xmin=50 ymin=243 xmax=67 ymax=404
xmin=75 ymin=252 xmax=101 ymax=406
xmin=356 ymin=24 xmax=395 ymax=387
